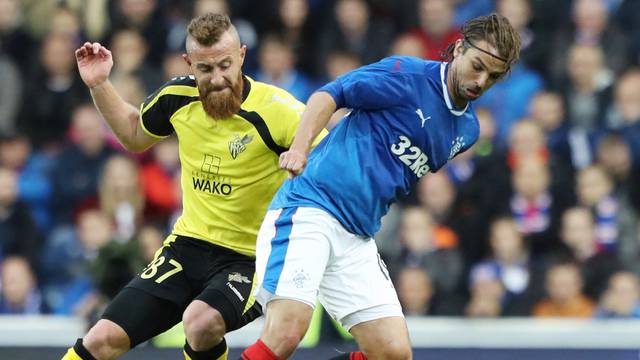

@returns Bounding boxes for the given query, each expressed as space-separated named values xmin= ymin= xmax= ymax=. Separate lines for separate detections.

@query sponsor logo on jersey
xmin=228 ymin=272 xmax=251 ymax=284
xmin=449 ymin=136 xmax=465 ymax=159
xmin=192 ymin=154 xmax=233 ymax=195
xmin=229 ymin=134 xmax=253 ymax=159
xmin=390 ymin=135 xmax=430 ymax=178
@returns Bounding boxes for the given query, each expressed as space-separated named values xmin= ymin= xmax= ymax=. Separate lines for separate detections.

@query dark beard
xmin=198 ymin=72 xmax=244 ymax=119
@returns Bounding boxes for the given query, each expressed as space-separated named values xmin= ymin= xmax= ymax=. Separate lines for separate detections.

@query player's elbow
xmin=120 ymin=138 xmax=151 ymax=153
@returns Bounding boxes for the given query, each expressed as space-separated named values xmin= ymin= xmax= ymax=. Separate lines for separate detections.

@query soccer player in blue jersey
xmin=241 ymin=14 xmax=521 ymax=360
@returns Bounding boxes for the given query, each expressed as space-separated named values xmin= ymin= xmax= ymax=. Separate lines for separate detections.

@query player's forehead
xmin=466 ymin=40 xmax=509 ymax=74
xmin=187 ymin=31 xmax=239 ymax=65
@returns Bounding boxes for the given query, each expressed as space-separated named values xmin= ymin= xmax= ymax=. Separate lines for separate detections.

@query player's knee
xmin=83 ymin=320 xmax=130 ymax=360
xmin=364 ymin=341 xmax=412 ymax=360
xmin=183 ymin=303 xmax=226 ymax=350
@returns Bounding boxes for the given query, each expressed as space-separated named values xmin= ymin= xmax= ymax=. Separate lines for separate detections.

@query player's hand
xmin=279 ymin=149 xmax=307 ymax=179
xmin=75 ymin=42 xmax=114 ymax=89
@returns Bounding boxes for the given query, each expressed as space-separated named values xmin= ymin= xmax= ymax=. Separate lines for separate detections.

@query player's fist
xmin=279 ymin=149 xmax=307 ymax=179
xmin=75 ymin=42 xmax=114 ymax=89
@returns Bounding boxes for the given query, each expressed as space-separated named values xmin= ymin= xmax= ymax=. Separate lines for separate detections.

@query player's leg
xmin=183 ymin=249 xmax=262 ymax=360
xmin=62 ymin=287 xmax=183 ymax=360
xmin=62 ymin=235 xmax=191 ymax=360
xmin=242 ymin=207 xmax=332 ymax=360
xmin=320 ymin=232 xmax=411 ymax=360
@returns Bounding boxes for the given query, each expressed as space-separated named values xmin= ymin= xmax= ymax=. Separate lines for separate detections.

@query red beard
xmin=198 ymin=72 xmax=244 ymax=119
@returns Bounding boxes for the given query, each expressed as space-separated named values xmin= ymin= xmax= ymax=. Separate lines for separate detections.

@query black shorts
xmin=101 ymin=235 xmax=262 ymax=347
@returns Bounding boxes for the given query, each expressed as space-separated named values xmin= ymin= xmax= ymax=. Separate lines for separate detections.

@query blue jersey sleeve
xmin=319 ymin=57 xmax=414 ymax=110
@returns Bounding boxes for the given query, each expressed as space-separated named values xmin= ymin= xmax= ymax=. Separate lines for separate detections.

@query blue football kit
xmin=270 ymin=56 xmax=480 ymax=238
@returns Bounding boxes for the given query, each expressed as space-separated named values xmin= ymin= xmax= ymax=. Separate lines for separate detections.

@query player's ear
xmin=182 ymin=53 xmax=192 ymax=67
xmin=453 ymin=39 xmax=464 ymax=59
xmin=239 ymin=44 xmax=247 ymax=65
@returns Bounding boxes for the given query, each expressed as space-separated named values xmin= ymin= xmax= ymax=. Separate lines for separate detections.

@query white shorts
xmin=254 ymin=207 xmax=403 ymax=330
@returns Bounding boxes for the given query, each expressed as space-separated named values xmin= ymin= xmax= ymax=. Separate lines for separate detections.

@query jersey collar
xmin=440 ymin=62 xmax=468 ymax=116
xmin=241 ymin=75 xmax=251 ymax=103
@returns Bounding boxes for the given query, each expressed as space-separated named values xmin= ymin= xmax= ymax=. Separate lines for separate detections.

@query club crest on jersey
xmin=229 ymin=134 xmax=253 ymax=159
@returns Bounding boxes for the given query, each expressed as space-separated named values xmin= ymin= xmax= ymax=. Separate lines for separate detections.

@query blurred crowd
xmin=2 ymin=0 xmax=640 ymax=328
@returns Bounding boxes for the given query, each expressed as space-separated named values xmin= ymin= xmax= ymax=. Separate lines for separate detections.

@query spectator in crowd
xmin=406 ymin=0 xmax=460 ymax=61
xmin=0 ymin=54 xmax=22 ymax=136
xmin=595 ymin=271 xmax=640 ymax=318
xmin=161 ymin=51 xmax=191 ymax=81
xmin=557 ymin=206 xmax=622 ymax=300
xmin=390 ymin=206 xmax=464 ymax=311
xmin=140 ymin=137 xmax=180 ymax=222
xmin=396 ymin=266 xmax=434 ymax=316
xmin=469 ymin=217 xmax=542 ymax=316
xmin=267 ymin=0 xmax=316 ymax=76
xmin=110 ymin=29 xmax=162 ymax=93
xmin=495 ymin=0 xmax=546 ymax=76
xmin=98 ymin=155 xmax=145 ymax=241
xmin=390 ymin=34 xmax=426 ymax=59
xmin=550 ymin=0 xmax=630 ymax=86
xmin=576 ymin=164 xmax=636 ymax=253
xmin=558 ymin=43 xmax=613 ymax=140
xmin=316 ymin=0 xmax=393 ymax=73
xmin=110 ymin=0 xmax=168 ymax=68
xmin=136 ymin=224 xmax=165 ymax=263
xmin=451 ymin=0 xmax=494 ymax=28
xmin=51 ymin=104 xmax=114 ymax=225
xmin=0 ymin=256 xmax=46 ymax=314
xmin=533 ymin=262 xmax=595 ymax=317
xmin=528 ymin=91 xmax=588 ymax=170
xmin=608 ymin=70 xmax=640 ymax=165
xmin=508 ymin=157 xmax=565 ymax=256
xmin=0 ymin=166 xmax=39 ymax=266
xmin=40 ymin=209 xmax=114 ymax=315
xmin=465 ymin=270 xmax=504 ymax=318
xmin=0 ymin=0 xmax=34 ymax=74
xmin=19 ymin=33 xmax=89 ymax=148
xmin=255 ymin=33 xmax=316 ymax=102
xmin=0 ymin=133 xmax=53 ymax=231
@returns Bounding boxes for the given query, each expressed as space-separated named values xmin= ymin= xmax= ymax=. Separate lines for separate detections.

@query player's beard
xmin=198 ymin=72 xmax=244 ymax=120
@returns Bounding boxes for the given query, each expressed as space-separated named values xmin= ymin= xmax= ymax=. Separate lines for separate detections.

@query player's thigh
xmin=195 ymin=251 xmax=263 ymax=332
xmin=111 ymin=236 xmax=193 ymax=346
xmin=350 ymin=317 xmax=412 ymax=360
xmin=101 ymin=287 xmax=183 ymax=347
xmin=254 ymin=207 xmax=332 ymax=310
xmin=319 ymin=233 xmax=403 ymax=330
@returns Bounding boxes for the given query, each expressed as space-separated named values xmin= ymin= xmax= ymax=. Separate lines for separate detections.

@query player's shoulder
xmin=144 ymin=75 xmax=199 ymax=106
xmin=464 ymin=106 xmax=481 ymax=142
xmin=244 ymin=77 xmax=304 ymax=117
xmin=376 ymin=56 xmax=436 ymax=75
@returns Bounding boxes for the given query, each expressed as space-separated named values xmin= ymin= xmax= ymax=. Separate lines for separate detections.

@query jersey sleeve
xmin=139 ymin=76 xmax=199 ymax=138
xmin=318 ymin=57 xmax=413 ymax=110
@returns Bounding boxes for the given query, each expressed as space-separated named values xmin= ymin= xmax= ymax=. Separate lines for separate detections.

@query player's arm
xmin=279 ymin=92 xmax=336 ymax=178
xmin=75 ymin=42 xmax=158 ymax=153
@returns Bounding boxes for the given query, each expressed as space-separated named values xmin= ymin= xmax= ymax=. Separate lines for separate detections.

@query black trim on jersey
xmin=237 ymin=110 xmax=289 ymax=156
xmin=241 ymin=75 xmax=251 ymax=102
xmin=141 ymin=76 xmax=199 ymax=137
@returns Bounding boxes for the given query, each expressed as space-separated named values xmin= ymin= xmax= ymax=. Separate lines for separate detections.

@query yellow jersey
xmin=139 ymin=75 xmax=325 ymax=257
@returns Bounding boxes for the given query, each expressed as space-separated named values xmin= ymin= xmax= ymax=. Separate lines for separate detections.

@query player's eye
xmin=198 ymin=65 xmax=212 ymax=73
xmin=472 ymin=63 xmax=482 ymax=72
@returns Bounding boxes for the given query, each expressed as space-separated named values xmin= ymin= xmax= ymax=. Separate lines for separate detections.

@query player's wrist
xmin=88 ymin=78 xmax=111 ymax=91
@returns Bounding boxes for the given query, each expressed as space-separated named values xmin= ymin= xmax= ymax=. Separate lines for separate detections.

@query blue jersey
xmin=270 ymin=57 xmax=480 ymax=237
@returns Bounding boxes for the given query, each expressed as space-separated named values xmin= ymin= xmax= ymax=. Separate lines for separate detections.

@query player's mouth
xmin=465 ymin=88 xmax=480 ymax=99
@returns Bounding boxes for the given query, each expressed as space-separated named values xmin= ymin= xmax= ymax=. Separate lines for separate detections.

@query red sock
xmin=349 ymin=352 xmax=367 ymax=360
xmin=241 ymin=339 xmax=281 ymax=360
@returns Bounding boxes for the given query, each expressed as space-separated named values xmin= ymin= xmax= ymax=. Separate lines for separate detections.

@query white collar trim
xmin=440 ymin=62 xmax=468 ymax=116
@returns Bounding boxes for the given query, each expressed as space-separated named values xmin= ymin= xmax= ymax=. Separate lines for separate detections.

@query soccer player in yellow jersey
xmin=62 ymin=13 xmax=325 ymax=360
